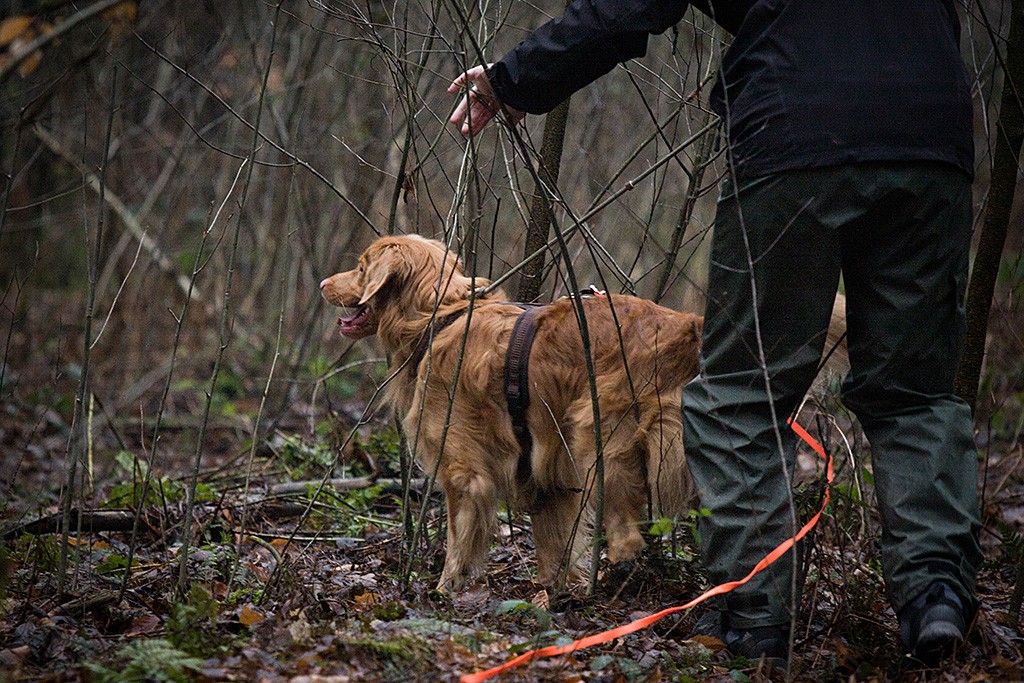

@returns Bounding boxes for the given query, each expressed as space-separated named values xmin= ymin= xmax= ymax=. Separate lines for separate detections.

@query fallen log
xmin=267 ymin=476 xmax=422 ymax=495
xmin=3 ymin=477 xmax=431 ymax=538
xmin=4 ymin=509 xmax=138 ymax=539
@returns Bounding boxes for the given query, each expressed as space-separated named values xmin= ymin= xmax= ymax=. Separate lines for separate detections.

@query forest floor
xmin=2 ymin=348 xmax=1024 ymax=683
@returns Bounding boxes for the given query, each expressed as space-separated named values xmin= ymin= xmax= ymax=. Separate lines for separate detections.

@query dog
xmin=320 ymin=234 xmax=703 ymax=591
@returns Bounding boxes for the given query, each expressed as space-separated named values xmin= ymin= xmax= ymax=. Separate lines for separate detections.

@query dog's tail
xmin=636 ymin=392 xmax=695 ymax=519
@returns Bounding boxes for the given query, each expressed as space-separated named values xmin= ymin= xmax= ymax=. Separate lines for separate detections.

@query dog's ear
xmin=358 ymin=245 xmax=409 ymax=305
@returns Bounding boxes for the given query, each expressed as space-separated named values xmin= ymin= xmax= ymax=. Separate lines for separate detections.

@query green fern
xmin=85 ymin=638 xmax=203 ymax=682
xmin=997 ymin=519 xmax=1024 ymax=565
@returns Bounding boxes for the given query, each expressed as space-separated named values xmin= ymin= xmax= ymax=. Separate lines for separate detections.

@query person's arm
xmin=449 ymin=0 xmax=693 ymax=137
xmin=488 ymin=0 xmax=692 ymax=115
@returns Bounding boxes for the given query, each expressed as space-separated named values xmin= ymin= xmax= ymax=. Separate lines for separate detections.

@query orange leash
xmin=460 ymin=418 xmax=832 ymax=683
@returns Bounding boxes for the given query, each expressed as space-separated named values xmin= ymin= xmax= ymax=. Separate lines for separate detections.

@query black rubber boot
xmin=898 ymin=581 xmax=970 ymax=664
xmin=691 ymin=610 xmax=788 ymax=667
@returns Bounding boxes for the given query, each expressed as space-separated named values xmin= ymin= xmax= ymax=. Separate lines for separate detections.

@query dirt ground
xmin=2 ymin=342 xmax=1024 ymax=683
xmin=0 ymin=290 xmax=1022 ymax=683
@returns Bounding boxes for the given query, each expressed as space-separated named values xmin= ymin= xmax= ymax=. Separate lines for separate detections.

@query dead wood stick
xmin=4 ymin=478 xmax=429 ymax=538
xmin=267 ymin=476 xmax=423 ymax=495
xmin=4 ymin=509 xmax=138 ymax=539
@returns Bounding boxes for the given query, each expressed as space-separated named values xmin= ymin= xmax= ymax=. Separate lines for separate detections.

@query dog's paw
xmin=606 ymin=531 xmax=645 ymax=564
xmin=435 ymin=567 xmax=483 ymax=594
xmin=435 ymin=575 xmax=461 ymax=594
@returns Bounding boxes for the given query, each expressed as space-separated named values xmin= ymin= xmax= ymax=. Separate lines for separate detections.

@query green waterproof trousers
xmin=682 ymin=162 xmax=983 ymax=629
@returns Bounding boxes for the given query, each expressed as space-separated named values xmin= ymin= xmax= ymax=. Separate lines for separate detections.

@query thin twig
xmin=177 ymin=2 xmax=285 ymax=595
xmin=58 ymin=63 xmax=119 ymax=596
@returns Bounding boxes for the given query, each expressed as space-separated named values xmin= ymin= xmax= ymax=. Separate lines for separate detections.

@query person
xmin=448 ymin=0 xmax=983 ymax=666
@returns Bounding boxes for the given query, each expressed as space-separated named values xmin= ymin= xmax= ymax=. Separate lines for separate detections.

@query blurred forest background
xmin=0 ymin=1 xmax=1022 ymax=681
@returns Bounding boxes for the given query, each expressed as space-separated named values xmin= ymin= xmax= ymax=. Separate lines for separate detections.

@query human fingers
xmin=448 ymin=64 xmax=487 ymax=94
xmin=463 ymin=64 xmax=491 ymax=94
xmin=462 ymin=100 xmax=496 ymax=137
xmin=449 ymin=92 xmax=471 ymax=127
xmin=450 ymin=84 xmax=497 ymax=136
xmin=447 ymin=70 xmax=468 ymax=94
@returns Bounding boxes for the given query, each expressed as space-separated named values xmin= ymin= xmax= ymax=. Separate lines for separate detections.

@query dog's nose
xmin=319 ymin=277 xmax=330 ymax=290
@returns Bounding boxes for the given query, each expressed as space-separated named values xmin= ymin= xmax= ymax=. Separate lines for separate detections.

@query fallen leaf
xmin=16 ymin=50 xmax=42 ymax=77
xmin=0 ymin=645 xmax=29 ymax=667
xmin=353 ymin=592 xmax=379 ymax=607
xmin=687 ymin=634 xmax=726 ymax=652
xmin=240 ymin=604 xmax=265 ymax=627
xmin=250 ymin=562 xmax=270 ymax=582
xmin=289 ymin=612 xmax=312 ymax=644
xmin=125 ymin=614 xmax=162 ymax=636
xmin=0 ymin=16 xmax=31 ymax=48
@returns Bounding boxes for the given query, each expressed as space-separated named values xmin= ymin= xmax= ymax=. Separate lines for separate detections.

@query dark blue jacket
xmin=487 ymin=0 xmax=974 ymax=179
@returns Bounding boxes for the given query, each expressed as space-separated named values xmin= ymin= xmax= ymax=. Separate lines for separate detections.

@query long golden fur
xmin=320 ymin=235 xmax=703 ymax=591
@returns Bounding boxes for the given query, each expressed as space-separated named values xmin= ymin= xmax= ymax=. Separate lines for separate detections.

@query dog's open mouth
xmin=337 ymin=304 xmax=373 ymax=337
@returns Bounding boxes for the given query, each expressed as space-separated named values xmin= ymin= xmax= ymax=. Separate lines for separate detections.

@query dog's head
xmin=319 ymin=234 xmax=489 ymax=341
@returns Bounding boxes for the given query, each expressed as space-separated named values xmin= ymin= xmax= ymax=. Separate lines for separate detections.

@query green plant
xmin=362 ymin=429 xmax=401 ymax=467
xmin=164 ymin=583 xmax=224 ymax=657
xmin=658 ymin=642 xmax=715 ymax=682
xmin=342 ymin=635 xmax=420 ymax=663
xmin=496 ymin=599 xmax=573 ymax=653
xmin=274 ymin=433 xmax=336 ymax=478
xmin=194 ymin=544 xmax=240 ymax=583
xmin=309 ymin=484 xmax=389 ymax=536
xmin=172 ymin=370 xmax=247 ymax=418
xmin=674 ymin=507 xmax=711 ymax=547
xmin=990 ymin=392 xmax=1024 ymax=441
xmin=16 ymin=533 xmax=62 ymax=575
xmin=308 ymin=355 xmax=360 ymax=399
xmin=496 ymin=599 xmax=551 ymax=630
xmin=94 ymin=552 xmax=131 ymax=576
xmin=372 ymin=600 xmax=407 ymax=621
xmin=104 ymin=452 xmax=217 ymax=508
xmin=590 ymin=654 xmax=644 ymax=679
xmin=85 ymin=638 xmax=202 ymax=682
xmin=0 ymin=546 xmax=11 ymax=603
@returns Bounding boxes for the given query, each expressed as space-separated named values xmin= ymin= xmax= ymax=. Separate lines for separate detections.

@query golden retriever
xmin=320 ymin=234 xmax=703 ymax=591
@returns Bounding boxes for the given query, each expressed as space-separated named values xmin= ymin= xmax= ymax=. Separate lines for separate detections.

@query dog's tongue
xmin=337 ymin=305 xmax=369 ymax=335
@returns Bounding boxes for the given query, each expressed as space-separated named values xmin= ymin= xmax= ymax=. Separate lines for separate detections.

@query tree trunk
xmin=516 ymin=98 xmax=570 ymax=302
xmin=956 ymin=0 xmax=1024 ymax=411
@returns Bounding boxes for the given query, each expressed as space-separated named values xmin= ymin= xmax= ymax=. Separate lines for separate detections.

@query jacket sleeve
xmin=487 ymin=0 xmax=693 ymax=115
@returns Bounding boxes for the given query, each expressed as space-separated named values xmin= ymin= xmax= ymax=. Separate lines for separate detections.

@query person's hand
xmin=448 ymin=64 xmax=524 ymax=137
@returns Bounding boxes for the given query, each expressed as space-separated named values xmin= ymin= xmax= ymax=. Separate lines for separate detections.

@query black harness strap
xmin=503 ymin=304 xmax=546 ymax=481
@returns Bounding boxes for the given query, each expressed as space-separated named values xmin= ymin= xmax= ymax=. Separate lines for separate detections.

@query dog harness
xmin=503 ymin=288 xmax=606 ymax=481
xmin=408 ymin=290 xmax=604 ymax=483
xmin=503 ymin=304 xmax=546 ymax=481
